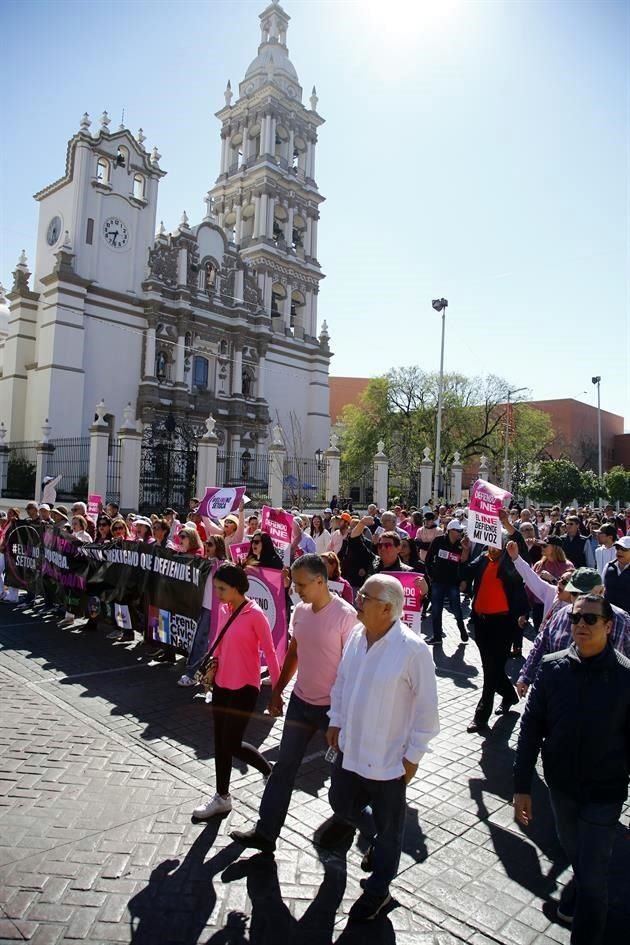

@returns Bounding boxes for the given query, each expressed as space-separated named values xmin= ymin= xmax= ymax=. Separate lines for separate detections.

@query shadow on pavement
xmin=430 ymin=641 xmax=478 ymax=689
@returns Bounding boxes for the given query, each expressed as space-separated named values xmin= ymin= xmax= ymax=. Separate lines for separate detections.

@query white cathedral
xmin=0 ymin=1 xmax=331 ymax=460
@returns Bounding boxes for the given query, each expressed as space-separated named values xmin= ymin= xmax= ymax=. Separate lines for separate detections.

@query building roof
xmin=329 ymin=376 xmax=370 ymax=423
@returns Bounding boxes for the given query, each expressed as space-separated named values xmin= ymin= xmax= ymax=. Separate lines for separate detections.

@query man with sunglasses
xmin=516 ymin=567 xmax=630 ymax=697
xmin=513 ymin=594 xmax=630 ymax=942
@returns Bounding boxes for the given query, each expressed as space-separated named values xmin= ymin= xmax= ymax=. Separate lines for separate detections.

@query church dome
xmin=245 ymin=42 xmax=299 ymax=83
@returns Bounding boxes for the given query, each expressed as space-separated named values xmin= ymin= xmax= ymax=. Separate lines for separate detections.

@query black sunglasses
xmin=569 ymin=612 xmax=605 ymax=626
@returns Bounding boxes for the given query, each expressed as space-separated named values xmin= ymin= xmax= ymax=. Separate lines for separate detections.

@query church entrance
xmin=138 ymin=417 xmax=201 ymax=514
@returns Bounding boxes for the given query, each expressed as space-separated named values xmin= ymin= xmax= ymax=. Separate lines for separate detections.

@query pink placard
xmin=260 ymin=506 xmax=294 ymax=545
xmin=87 ymin=494 xmax=103 ymax=524
xmin=382 ymin=571 xmax=423 ymax=633
xmin=229 ymin=541 xmax=252 ymax=565
xmin=469 ymin=480 xmax=512 ymax=515
xmin=198 ymin=486 xmax=245 ymax=520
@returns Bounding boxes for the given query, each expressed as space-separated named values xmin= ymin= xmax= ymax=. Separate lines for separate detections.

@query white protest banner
xmin=468 ymin=479 xmax=512 ymax=550
xmin=197 ymin=486 xmax=246 ymax=520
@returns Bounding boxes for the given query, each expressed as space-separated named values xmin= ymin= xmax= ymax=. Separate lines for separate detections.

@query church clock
xmin=102 ymin=216 xmax=130 ymax=251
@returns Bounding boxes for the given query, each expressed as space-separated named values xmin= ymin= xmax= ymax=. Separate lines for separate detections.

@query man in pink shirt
xmin=230 ymin=553 xmax=358 ymax=853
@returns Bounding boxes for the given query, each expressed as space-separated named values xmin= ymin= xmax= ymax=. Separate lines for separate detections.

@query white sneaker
xmin=192 ymin=793 xmax=232 ymax=820
xmin=177 ymin=674 xmax=196 ymax=687
xmin=58 ymin=616 xmax=75 ymax=628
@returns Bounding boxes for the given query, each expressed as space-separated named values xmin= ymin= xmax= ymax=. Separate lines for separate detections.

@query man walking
xmin=513 ymin=594 xmax=630 ymax=943
xmin=424 ymin=519 xmax=470 ymax=645
xmin=230 ymin=554 xmax=357 ymax=853
xmin=325 ymin=575 xmax=439 ymax=922
xmin=603 ymin=536 xmax=630 ymax=614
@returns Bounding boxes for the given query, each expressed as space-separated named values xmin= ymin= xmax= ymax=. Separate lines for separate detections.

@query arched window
xmin=133 ymin=175 xmax=145 ymax=199
xmin=116 ymin=145 xmax=129 ymax=168
xmin=193 ymin=356 xmax=209 ymax=389
xmin=96 ymin=158 xmax=110 ymax=182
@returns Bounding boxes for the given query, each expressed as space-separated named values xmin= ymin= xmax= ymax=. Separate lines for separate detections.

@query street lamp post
xmin=592 ymin=376 xmax=602 ymax=506
xmin=503 ymin=387 xmax=527 ymax=490
xmin=431 ymin=298 xmax=448 ymax=501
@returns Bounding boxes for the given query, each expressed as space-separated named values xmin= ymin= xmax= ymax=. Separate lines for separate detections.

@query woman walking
xmin=192 ymin=563 xmax=280 ymax=820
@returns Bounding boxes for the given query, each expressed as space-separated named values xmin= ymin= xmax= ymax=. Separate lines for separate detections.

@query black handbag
xmin=195 ymin=601 xmax=247 ymax=691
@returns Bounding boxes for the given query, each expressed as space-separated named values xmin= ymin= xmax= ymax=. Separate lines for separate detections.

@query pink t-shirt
xmin=214 ymin=599 xmax=281 ymax=691
xmin=292 ymin=595 xmax=358 ymax=706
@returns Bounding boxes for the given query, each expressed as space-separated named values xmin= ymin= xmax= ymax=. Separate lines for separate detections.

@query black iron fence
xmin=217 ymin=451 xmax=271 ymax=505
xmin=283 ymin=456 xmax=327 ymax=509
xmin=2 ymin=441 xmax=38 ymax=500
xmin=339 ymin=461 xmax=374 ymax=508
xmin=106 ymin=440 xmax=121 ymax=504
xmin=45 ymin=438 xmax=90 ymax=503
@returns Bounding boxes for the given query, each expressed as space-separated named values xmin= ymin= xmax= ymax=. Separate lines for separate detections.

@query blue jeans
xmin=185 ymin=608 xmax=211 ymax=675
xmin=329 ymin=752 xmax=406 ymax=897
xmin=430 ymin=582 xmax=464 ymax=637
xmin=549 ymin=789 xmax=623 ymax=945
xmin=257 ymin=693 xmax=330 ymax=842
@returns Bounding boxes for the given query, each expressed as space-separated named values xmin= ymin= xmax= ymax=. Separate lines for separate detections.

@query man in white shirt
xmin=324 ymin=575 xmax=439 ymax=923
xmin=595 ymin=523 xmax=618 ymax=573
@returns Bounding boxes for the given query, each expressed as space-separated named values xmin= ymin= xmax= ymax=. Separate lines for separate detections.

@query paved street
xmin=0 ymin=604 xmax=628 ymax=945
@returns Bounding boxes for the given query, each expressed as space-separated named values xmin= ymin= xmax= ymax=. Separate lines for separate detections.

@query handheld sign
xmin=468 ymin=480 xmax=512 ymax=550
xmin=198 ymin=486 xmax=246 ymax=521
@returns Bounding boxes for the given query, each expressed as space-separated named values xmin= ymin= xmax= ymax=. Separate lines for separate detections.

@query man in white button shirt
xmin=324 ymin=575 xmax=440 ymax=923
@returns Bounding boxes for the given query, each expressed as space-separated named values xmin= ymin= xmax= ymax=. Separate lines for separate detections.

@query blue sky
xmin=2 ymin=0 xmax=628 ymax=423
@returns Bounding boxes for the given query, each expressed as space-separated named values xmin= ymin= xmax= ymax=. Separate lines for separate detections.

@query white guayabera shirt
xmin=328 ymin=620 xmax=440 ymax=781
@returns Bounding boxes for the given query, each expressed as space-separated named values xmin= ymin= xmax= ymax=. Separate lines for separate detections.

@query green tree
xmin=527 ymin=460 xmax=584 ymax=506
xmin=575 ymin=469 xmax=604 ymax=505
xmin=605 ymin=466 xmax=630 ymax=504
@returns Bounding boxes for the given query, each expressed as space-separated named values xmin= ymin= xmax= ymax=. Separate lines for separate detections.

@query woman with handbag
xmin=192 ymin=563 xmax=281 ymax=821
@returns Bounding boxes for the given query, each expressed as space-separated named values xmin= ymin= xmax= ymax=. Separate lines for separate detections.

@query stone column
xmin=268 ymin=426 xmax=286 ymax=508
xmin=257 ymin=353 xmax=266 ymax=399
xmin=35 ymin=420 xmax=54 ymax=502
xmin=288 ymin=128 xmax=295 ymax=164
xmin=450 ymin=451 xmax=463 ymax=503
xmin=230 ymin=433 xmax=241 ymax=482
xmin=373 ymin=440 xmax=389 ymax=510
xmin=311 ymin=219 xmax=318 ymax=259
xmin=175 ymin=332 xmax=186 ymax=384
xmin=253 ymin=195 xmax=261 ymax=238
xmin=267 ymin=196 xmax=276 ymax=237
xmin=478 ymin=455 xmax=489 ymax=482
xmin=287 ymin=205 xmax=294 ymax=244
xmin=144 ymin=325 xmax=156 ymax=378
xmin=196 ymin=416 xmax=219 ymax=489
xmin=232 ymin=346 xmax=243 ymax=395
xmin=258 ymin=194 xmax=269 ymax=239
xmin=311 ymin=291 xmax=318 ymax=334
xmin=177 ymin=247 xmax=187 ymax=286
xmin=306 ymin=217 xmax=313 ymax=256
xmin=234 ymin=204 xmax=242 ymax=244
xmin=88 ymin=401 xmax=110 ymax=498
xmin=118 ymin=405 xmax=142 ymax=511
xmin=324 ymin=434 xmax=340 ymax=506
xmin=263 ymin=274 xmax=273 ymax=314
xmin=419 ymin=447 xmax=433 ymax=508
xmin=269 ymin=117 xmax=277 ymax=155
xmin=0 ymin=423 xmax=9 ymax=496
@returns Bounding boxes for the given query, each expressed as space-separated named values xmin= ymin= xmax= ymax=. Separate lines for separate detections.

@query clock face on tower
xmin=102 ymin=217 xmax=130 ymax=250
xmin=46 ymin=216 xmax=62 ymax=246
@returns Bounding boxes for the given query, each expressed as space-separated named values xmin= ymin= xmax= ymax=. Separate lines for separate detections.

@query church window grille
xmin=193 ymin=356 xmax=209 ymax=389
xmin=86 ymin=218 xmax=94 ymax=245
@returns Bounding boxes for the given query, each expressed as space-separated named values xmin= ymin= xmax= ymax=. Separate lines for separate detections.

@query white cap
xmin=447 ymin=519 xmax=464 ymax=531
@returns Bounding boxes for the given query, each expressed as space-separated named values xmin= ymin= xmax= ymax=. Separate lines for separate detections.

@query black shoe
xmin=119 ymin=631 xmax=134 ymax=643
xmin=426 ymin=636 xmax=443 ymax=646
xmin=360 ymin=844 xmax=375 ymax=873
xmin=348 ymin=890 xmax=392 ymax=923
xmin=316 ymin=819 xmax=356 ymax=851
xmin=230 ymin=827 xmax=275 ymax=854
xmin=495 ymin=689 xmax=519 ymax=714
xmin=466 ymin=720 xmax=490 ymax=734
xmin=459 ymin=627 xmax=469 ymax=643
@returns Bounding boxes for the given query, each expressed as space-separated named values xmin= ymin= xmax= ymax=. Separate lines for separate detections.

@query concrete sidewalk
xmin=0 ymin=604 xmax=628 ymax=944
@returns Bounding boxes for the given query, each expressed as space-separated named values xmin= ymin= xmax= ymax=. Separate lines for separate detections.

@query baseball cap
xmin=43 ymin=476 xmax=55 ymax=484
xmin=565 ymin=568 xmax=603 ymax=594
xmin=542 ymin=535 xmax=563 ymax=547
xmin=446 ymin=519 xmax=464 ymax=531
xmin=340 ymin=512 xmax=352 ymax=523
xmin=39 ymin=504 xmax=51 ymax=512
xmin=134 ymin=516 xmax=153 ymax=528
xmin=324 ymin=507 xmax=332 ymax=514
xmin=614 ymin=536 xmax=630 ymax=550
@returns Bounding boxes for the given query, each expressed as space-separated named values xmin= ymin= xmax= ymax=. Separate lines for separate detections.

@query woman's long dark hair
xmin=310 ymin=514 xmax=325 ymax=536
xmin=251 ymin=531 xmax=284 ymax=569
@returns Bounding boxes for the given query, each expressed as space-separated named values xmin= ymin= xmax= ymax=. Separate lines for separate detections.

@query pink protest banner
xmin=87 ymin=494 xmax=102 ymax=525
xmin=245 ymin=566 xmax=288 ymax=665
xmin=198 ymin=486 xmax=245 ymax=520
xmin=382 ymin=571 xmax=423 ymax=633
xmin=260 ymin=506 xmax=293 ymax=545
xmin=229 ymin=541 xmax=251 ymax=566
xmin=468 ymin=479 xmax=512 ymax=549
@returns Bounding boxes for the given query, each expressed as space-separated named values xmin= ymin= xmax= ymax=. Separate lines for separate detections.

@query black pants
xmin=211 ymin=684 xmax=271 ymax=796
xmin=472 ymin=613 xmax=517 ymax=724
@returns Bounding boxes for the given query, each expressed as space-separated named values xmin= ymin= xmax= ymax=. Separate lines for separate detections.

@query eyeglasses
xmin=568 ymin=612 xmax=605 ymax=626
xmin=356 ymin=590 xmax=387 ymax=604
xmin=252 ymin=539 xmax=262 ymax=544
xmin=377 ymin=542 xmax=395 ymax=549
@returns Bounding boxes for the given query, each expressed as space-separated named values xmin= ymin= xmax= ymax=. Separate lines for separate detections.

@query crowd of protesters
xmin=0 ymin=489 xmax=629 ymax=934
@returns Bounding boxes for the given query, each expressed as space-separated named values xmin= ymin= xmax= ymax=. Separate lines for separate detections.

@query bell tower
xmin=207 ymin=0 xmax=325 ymax=343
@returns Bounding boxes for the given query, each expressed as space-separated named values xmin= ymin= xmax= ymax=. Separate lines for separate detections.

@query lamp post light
xmin=431 ymin=298 xmax=448 ymax=501
xmin=503 ymin=387 xmax=527 ymax=490
xmin=592 ymin=376 xmax=602 ymax=506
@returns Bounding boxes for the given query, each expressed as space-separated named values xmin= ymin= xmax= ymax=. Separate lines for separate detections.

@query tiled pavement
xmin=0 ymin=604 xmax=628 ymax=944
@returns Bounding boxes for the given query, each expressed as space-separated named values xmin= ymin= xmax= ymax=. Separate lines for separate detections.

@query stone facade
xmin=0 ymin=1 xmax=331 ymax=458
